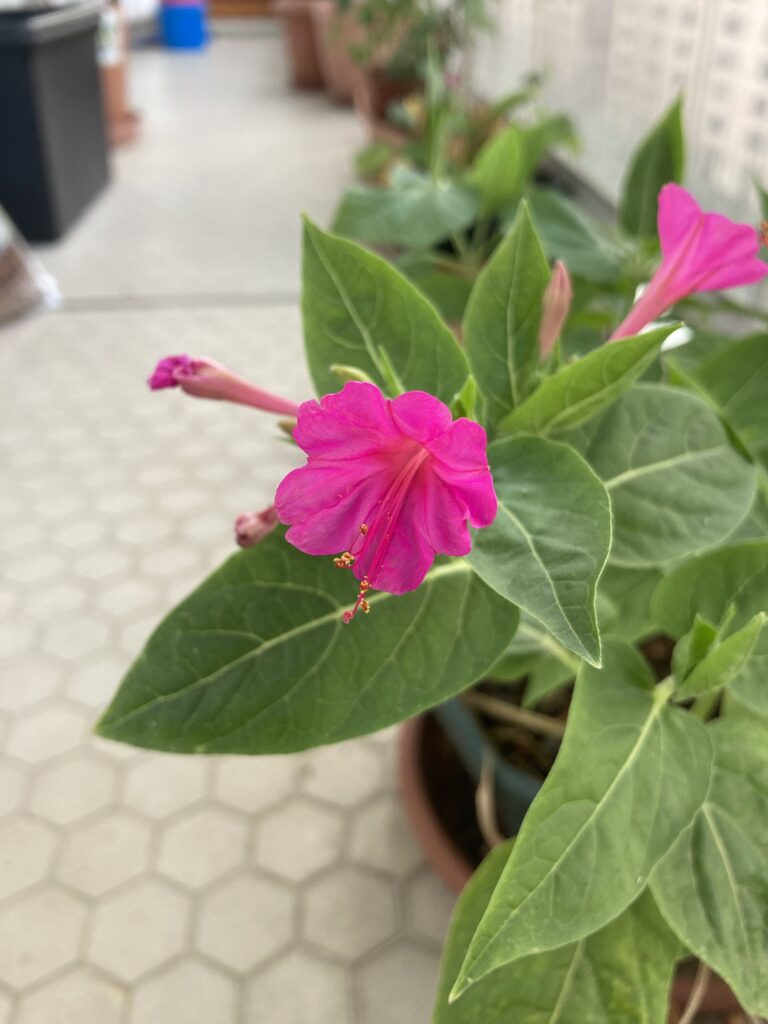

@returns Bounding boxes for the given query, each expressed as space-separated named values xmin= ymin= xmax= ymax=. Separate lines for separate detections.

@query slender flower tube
xmin=274 ymin=382 xmax=497 ymax=622
xmin=539 ymin=260 xmax=573 ymax=358
xmin=611 ymin=184 xmax=768 ymax=340
xmin=148 ymin=355 xmax=300 ymax=416
xmin=235 ymin=506 xmax=279 ymax=548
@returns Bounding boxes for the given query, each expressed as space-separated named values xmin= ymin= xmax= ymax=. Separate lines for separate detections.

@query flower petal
xmin=293 ymin=381 xmax=400 ymax=460
xmin=658 ymin=183 xmax=702 ymax=263
xmin=390 ymin=390 xmax=454 ymax=443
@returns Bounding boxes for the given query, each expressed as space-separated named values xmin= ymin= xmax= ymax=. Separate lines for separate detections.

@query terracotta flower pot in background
xmin=310 ymin=0 xmax=360 ymax=103
xmin=275 ymin=0 xmax=323 ymax=90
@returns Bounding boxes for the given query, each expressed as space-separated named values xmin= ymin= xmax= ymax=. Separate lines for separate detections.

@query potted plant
xmin=275 ymin=0 xmax=324 ymax=90
xmin=97 ymin=96 xmax=768 ymax=1023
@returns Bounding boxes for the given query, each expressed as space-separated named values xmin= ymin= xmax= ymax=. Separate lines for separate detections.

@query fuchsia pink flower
xmin=274 ymin=382 xmax=497 ymax=622
xmin=611 ymin=184 xmax=768 ymax=340
xmin=148 ymin=355 xmax=300 ymax=416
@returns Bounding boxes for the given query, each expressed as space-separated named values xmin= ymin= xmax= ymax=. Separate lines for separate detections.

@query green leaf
xmin=522 ymin=654 xmax=574 ymax=705
xmin=693 ymin=334 xmax=768 ymax=454
xmin=469 ymin=435 xmax=612 ymax=666
xmin=498 ymin=326 xmax=674 ymax=437
xmin=454 ymin=638 xmax=712 ymax=991
xmin=331 ymin=168 xmax=479 ymax=249
xmin=302 ymin=217 xmax=469 ymax=403
xmin=452 ymin=639 xmax=711 ymax=994
xmin=598 ymin=566 xmax=663 ymax=642
xmin=97 ymin=531 xmax=518 ymax=754
xmin=435 ymin=841 xmax=680 ymax=1024
xmin=564 ymin=385 xmax=757 ymax=567
xmin=529 ymin=188 xmax=620 ymax=284
xmin=468 ymin=125 xmax=525 ymax=216
xmin=619 ymin=98 xmax=685 ymax=239
xmin=671 ymin=613 xmax=718 ymax=684
xmin=676 ymin=613 xmax=766 ymax=699
xmin=651 ymin=541 xmax=768 ymax=713
xmin=396 ymin=252 xmax=475 ymax=324
xmin=463 ymin=202 xmax=550 ymax=423
xmin=651 ymin=717 xmax=768 ymax=1016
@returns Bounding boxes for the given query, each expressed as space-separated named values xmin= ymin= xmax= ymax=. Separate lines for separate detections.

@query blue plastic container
xmin=160 ymin=5 xmax=207 ymax=49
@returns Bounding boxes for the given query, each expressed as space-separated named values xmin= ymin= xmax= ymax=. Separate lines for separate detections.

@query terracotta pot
xmin=275 ymin=0 xmax=324 ymax=90
xmin=310 ymin=0 xmax=361 ymax=103
xmin=98 ymin=5 xmax=140 ymax=147
xmin=398 ymin=713 xmax=744 ymax=1020
xmin=398 ymin=715 xmax=473 ymax=894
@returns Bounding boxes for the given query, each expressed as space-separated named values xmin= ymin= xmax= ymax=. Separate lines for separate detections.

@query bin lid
xmin=0 ymin=0 xmax=102 ymax=45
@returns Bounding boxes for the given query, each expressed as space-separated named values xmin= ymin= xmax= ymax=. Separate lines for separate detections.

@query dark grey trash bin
xmin=0 ymin=1 xmax=110 ymax=242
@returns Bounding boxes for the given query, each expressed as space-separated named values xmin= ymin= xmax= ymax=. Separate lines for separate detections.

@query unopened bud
xmin=148 ymin=355 xmax=300 ymax=416
xmin=538 ymin=261 xmax=573 ymax=359
xmin=235 ymin=506 xmax=279 ymax=548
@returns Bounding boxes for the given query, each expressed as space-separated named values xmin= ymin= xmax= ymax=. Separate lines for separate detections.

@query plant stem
xmin=463 ymin=690 xmax=566 ymax=739
xmin=677 ymin=962 xmax=710 ymax=1024
xmin=475 ymin=749 xmax=504 ymax=848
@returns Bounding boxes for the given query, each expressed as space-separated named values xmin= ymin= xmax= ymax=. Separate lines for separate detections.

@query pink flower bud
xmin=235 ymin=506 xmax=279 ymax=548
xmin=148 ymin=355 xmax=300 ymax=417
xmin=539 ymin=261 xmax=572 ymax=358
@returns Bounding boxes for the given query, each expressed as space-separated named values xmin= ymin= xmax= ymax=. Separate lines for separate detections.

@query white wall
xmin=475 ymin=0 xmax=768 ymax=220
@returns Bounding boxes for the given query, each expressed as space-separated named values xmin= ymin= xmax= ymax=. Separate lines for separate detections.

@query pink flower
xmin=148 ymin=355 xmax=300 ymax=416
xmin=274 ymin=382 xmax=497 ymax=621
xmin=611 ymin=184 xmax=768 ymax=340
xmin=539 ymin=260 xmax=572 ymax=358
xmin=235 ymin=506 xmax=279 ymax=548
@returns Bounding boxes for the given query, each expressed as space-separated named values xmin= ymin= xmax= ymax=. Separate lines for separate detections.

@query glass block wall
xmin=475 ymin=0 xmax=768 ymax=220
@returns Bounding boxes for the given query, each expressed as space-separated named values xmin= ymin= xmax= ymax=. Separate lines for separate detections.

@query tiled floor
xmin=0 ymin=23 xmax=456 ymax=1023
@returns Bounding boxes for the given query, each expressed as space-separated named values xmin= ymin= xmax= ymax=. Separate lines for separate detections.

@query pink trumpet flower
xmin=148 ymin=355 xmax=300 ymax=416
xmin=235 ymin=506 xmax=279 ymax=548
xmin=539 ymin=260 xmax=573 ymax=358
xmin=611 ymin=184 xmax=768 ymax=340
xmin=274 ymin=382 xmax=497 ymax=622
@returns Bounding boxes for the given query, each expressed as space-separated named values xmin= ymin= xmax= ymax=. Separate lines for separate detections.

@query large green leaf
xmin=302 ymin=217 xmax=468 ymax=403
xmin=498 ymin=326 xmax=674 ymax=437
xmin=529 ymin=188 xmax=620 ymax=284
xmin=469 ymin=435 xmax=611 ymax=666
xmin=676 ymin=613 xmax=766 ymax=699
xmin=468 ymin=124 xmax=525 ymax=216
xmin=692 ymin=334 xmax=768 ymax=454
xmin=598 ymin=566 xmax=663 ymax=643
xmin=565 ymin=385 xmax=757 ymax=567
xmin=435 ymin=840 xmax=680 ymax=1024
xmin=452 ymin=640 xmax=712 ymax=996
xmin=651 ymin=718 xmax=768 ymax=1016
xmin=331 ymin=168 xmax=479 ymax=250
xmin=396 ymin=252 xmax=474 ymax=324
xmin=651 ymin=541 xmax=768 ymax=713
xmin=97 ymin=532 xmax=518 ymax=754
xmin=463 ymin=202 xmax=550 ymax=423
xmin=619 ymin=99 xmax=685 ymax=239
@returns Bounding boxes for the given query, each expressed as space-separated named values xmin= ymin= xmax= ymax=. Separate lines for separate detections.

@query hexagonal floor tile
xmin=356 ymin=942 xmax=442 ymax=1024
xmin=6 ymin=704 xmax=86 ymax=761
xmin=0 ymin=657 xmax=61 ymax=711
xmin=302 ymin=743 xmax=384 ymax=808
xmin=43 ymin=616 xmax=110 ymax=662
xmin=303 ymin=867 xmax=397 ymax=961
xmin=405 ymin=869 xmax=456 ymax=946
xmin=0 ymin=816 xmax=57 ymax=901
xmin=66 ymin=655 xmax=131 ymax=708
xmin=130 ymin=959 xmax=238 ymax=1024
xmin=213 ymin=755 xmax=300 ymax=814
xmin=245 ymin=950 xmax=350 ymax=1024
xmin=96 ymin=579 xmax=156 ymax=617
xmin=157 ymin=807 xmax=248 ymax=889
xmin=23 ymin=582 xmax=87 ymax=621
xmin=255 ymin=797 xmax=344 ymax=882
xmin=88 ymin=879 xmax=190 ymax=982
xmin=0 ymin=759 xmax=25 ymax=818
xmin=0 ymin=886 xmax=87 ymax=989
xmin=30 ymin=753 xmax=116 ymax=824
xmin=195 ymin=875 xmax=294 ymax=972
xmin=15 ymin=967 xmax=125 ymax=1024
xmin=57 ymin=811 xmax=152 ymax=896
xmin=123 ymin=754 xmax=209 ymax=819
xmin=350 ymin=795 xmax=423 ymax=877
xmin=4 ymin=553 xmax=63 ymax=586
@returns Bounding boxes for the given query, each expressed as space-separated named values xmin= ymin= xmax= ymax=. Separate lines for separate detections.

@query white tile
xmin=356 ymin=943 xmax=442 ymax=1024
xmin=0 ymin=887 xmax=87 ymax=989
xmin=123 ymin=754 xmax=209 ymax=819
xmin=31 ymin=753 xmax=116 ymax=824
xmin=196 ymin=875 xmax=294 ymax=972
xmin=302 ymin=743 xmax=385 ymax=808
xmin=255 ymin=797 xmax=344 ymax=881
xmin=6 ymin=705 xmax=86 ymax=762
xmin=57 ymin=811 xmax=152 ymax=895
xmin=0 ymin=817 xmax=57 ymax=900
xmin=214 ymin=754 xmax=300 ymax=814
xmin=303 ymin=868 xmax=398 ymax=961
xmin=16 ymin=968 xmax=124 ymax=1024
xmin=350 ymin=795 xmax=423 ymax=877
xmin=130 ymin=960 xmax=238 ymax=1024
xmin=157 ymin=807 xmax=248 ymax=889
xmin=406 ymin=869 xmax=456 ymax=946
xmin=246 ymin=951 xmax=350 ymax=1024
xmin=89 ymin=879 xmax=190 ymax=982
